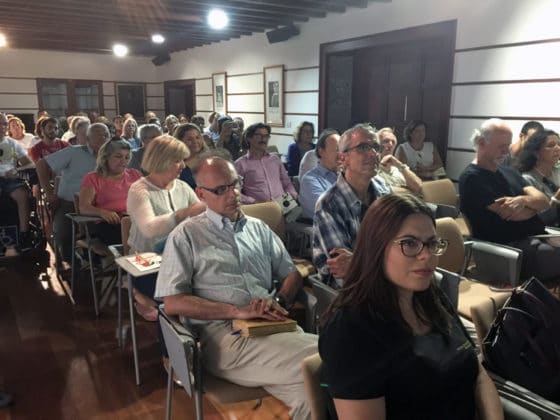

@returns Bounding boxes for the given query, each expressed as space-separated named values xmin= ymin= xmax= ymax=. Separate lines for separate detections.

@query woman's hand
xmin=99 ymin=209 xmax=121 ymax=224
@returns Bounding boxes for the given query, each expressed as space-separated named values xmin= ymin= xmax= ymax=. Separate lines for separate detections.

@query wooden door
xmin=164 ymin=80 xmax=195 ymax=118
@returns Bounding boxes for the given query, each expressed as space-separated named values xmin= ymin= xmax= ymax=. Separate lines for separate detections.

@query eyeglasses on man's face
xmin=252 ymin=133 xmax=271 ymax=141
xmin=199 ymin=176 xmax=243 ymax=196
xmin=392 ymin=237 xmax=449 ymax=257
xmin=344 ymin=141 xmax=381 ymax=154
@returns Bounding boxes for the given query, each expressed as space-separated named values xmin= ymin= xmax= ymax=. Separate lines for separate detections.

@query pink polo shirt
xmin=81 ymin=169 xmax=142 ymax=214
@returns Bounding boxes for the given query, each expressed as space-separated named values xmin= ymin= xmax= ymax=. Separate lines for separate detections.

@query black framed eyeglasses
xmin=393 ymin=237 xmax=449 ymax=257
xmin=343 ymin=142 xmax=381 ymax=154
xmin=199 ymin=177 xmax=242 ymax=196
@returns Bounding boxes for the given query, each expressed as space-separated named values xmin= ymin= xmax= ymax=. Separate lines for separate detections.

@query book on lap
xmin=232 ymin=318 xmax=297 ymax=337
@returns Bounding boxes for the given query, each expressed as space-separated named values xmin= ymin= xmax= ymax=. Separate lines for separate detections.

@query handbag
xmin=483 ymin=277 xmax=560 ymax=403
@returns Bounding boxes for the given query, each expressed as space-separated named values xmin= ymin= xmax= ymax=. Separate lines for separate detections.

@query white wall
xmin=2 ymin=0 xmax=560 ymax=177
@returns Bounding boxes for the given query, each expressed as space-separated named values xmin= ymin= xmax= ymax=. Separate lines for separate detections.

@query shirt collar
xmin=246 ymin=149 xmax=270 ymax=160
xmin=206 ymin=208 xmax=247 ymax=232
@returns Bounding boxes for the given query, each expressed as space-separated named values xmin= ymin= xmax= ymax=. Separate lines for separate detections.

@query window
xmin=37 ymin=79 xmax=103 ymax=117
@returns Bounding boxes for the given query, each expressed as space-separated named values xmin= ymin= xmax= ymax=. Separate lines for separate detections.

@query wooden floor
xmin=0 ymin=246 xmax=290 ymax=420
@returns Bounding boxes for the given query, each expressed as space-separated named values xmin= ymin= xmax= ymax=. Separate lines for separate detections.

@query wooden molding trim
xmin=453 ymin=78 xmax=560 ymax=86
xmin=284 ymin=112 xmax=318 ymax=116
xmin=285 ymin=66 xmax=319 ymax=72
xmin=285 ymin=90 xmax=318 ymax=94
xmin=227 ymin=72 xmax=262 ymax=78
xmin=0 ymin=92 xmax=36 ymax=95
xmin=227 ymin=92 xmax=263 ymax=96
xmin=451 ymin=115 xmax=560 ymax=121
xmin=224 ymin=111 xmax=264 ymax=115
xmin=455 ymin=37 xmax=560 ymax=53
xmin=446 ymin=147 xmax=475 ymax=153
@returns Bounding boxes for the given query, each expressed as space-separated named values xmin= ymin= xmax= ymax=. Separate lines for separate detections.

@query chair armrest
xmin=65 ymin=213 xmax=104 ymax=224
xmin=108 ymin=244 xmax=124 ymax=258
xmin=465 ymin=240 xmax=523 ymax=287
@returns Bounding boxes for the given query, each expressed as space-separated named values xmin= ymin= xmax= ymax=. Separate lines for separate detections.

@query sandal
xmin=134 ymin=302 xmax=158 ymax=322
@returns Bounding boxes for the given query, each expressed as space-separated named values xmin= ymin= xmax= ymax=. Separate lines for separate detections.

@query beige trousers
xmin=200 ymin=320 xmax=318 ymax=420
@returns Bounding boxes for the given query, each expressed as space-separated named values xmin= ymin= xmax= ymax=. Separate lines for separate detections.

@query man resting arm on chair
xmin=155 ymin=157 xmax=318 ymax=420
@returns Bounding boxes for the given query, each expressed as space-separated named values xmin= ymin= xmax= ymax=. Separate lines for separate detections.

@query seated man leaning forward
xmin=313 ymin=123 xmax=391 ymax=288
xmin=155 ymin=157 xmax=318 ymax=420
xmin=459 ymin=118 xmax=560 ymax=285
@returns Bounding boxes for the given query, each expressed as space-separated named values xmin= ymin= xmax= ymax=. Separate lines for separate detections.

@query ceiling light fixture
xmin=0 ymin=33 xmax=7 ymax=47
xmin=113 ymin=43 xmax=128 ymax=57
xmin=151 ymin=34 xmax=165 ymax=44
xmin=207 ymin=9 xmax=228 ymax=30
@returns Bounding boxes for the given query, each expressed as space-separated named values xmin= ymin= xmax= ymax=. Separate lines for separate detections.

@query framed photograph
xmin=212 ymin=72 xmax=227 ymax=115
xmin=264 ymin=65 xmax=284 ymax=127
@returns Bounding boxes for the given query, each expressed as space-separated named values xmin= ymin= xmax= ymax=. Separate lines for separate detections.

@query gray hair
xmin=470 ymin=118 xmax=510 ymax=150
xmin=87 ymin=122 xmax=110 ymax=139
xmin=138 ymin=123 xmax=162 ymax=145
xmin=339 ymin=123 xmax=377 ymax=153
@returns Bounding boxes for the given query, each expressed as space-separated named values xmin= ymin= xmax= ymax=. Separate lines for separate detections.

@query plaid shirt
xmin=312 ymin=173 xmax=391 ymax=288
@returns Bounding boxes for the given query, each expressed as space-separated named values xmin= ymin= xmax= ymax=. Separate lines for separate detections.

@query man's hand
xmin=494 ymin=196 xmax=529 ymax=220
xmin=235 ymin=297 xmax=288 ymax=321
xmin=380 ymin=154 xmax=400 ymax=168
xmin=327 ymin=248 xmax=353 ymax=279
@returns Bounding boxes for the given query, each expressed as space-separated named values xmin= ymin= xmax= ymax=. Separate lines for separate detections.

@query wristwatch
xmin=274 ymin=295 xmax=288 ymax=309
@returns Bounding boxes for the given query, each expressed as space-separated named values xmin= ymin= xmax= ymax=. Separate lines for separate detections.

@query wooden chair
xmin=302 ymin=353 xmax=329 ymax=420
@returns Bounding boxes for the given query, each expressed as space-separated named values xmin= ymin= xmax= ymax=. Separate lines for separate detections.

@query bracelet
xmin=551 ymin=196 xmax=560 ymax=205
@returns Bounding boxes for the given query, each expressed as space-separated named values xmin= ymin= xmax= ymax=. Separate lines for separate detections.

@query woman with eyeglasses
xmin=395 ymin=120 xmax=446 ymax=180
xmin=517 ymin=129 xmax=560 ymax=225
xmin=79 ymin=138 xmax=141 ymax=246
xmin=287 ymin=121 xmax=315 ymax=176
xmin=320 ymin=193 xmax=503 ymax=420
xmin=126 ymin=135 xmax=206 ymax=321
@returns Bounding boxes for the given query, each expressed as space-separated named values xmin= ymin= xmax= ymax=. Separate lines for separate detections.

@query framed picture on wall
xmin=264 ymin=65 xmax=284 ymax=127
xmin=212 ymin=72 xmax=227 ymax=115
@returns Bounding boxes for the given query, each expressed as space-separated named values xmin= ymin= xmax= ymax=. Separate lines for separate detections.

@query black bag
xmin=483 ymin=277 xmax=560 ymax=403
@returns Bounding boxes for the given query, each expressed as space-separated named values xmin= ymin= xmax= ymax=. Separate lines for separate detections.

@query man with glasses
xmin=235 ymin=122 xmax=298 ymax=204
xmin=313 ymin=123 xmax=391 ymax=288
xmin=155 ymin=157 xmax=317 ymax=420
xmin=37 ymin=123 xmax=110 ymax=266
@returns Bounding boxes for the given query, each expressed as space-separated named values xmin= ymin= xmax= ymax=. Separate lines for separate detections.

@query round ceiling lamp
xmin=207 ymin=9 xmax=228 ymax=30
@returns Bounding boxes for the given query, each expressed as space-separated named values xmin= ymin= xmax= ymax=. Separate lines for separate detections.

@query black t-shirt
xmin=319 ymin=305 xmax=478 ymax=420
xmin=459 ymin=163 xmax=544 ymax=243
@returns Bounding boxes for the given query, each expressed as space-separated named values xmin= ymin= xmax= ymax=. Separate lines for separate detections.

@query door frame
xmin=319 ymin=20 xmax=457 ymax=160
xmin=164 ymin=79 xmax=196 ymax=117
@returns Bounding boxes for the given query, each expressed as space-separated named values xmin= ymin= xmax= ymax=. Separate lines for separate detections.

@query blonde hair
xmin=142 ymin=135 xmax=190 ymax=174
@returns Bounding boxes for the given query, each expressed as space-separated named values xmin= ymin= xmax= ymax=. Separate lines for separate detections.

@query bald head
xmin=196 ymin=157 xmax=242 ymax=220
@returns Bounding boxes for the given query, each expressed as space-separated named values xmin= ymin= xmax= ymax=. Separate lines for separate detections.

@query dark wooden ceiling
xmin=0 ymin=0 xmax=389 ymax=57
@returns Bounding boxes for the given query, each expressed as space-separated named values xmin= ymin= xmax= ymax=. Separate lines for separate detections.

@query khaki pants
xmin=200 ymin=320 xmax=318 ymax=420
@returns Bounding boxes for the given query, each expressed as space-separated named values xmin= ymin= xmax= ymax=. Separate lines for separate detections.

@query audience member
xmin=178 ymin=113 xmax=189 ymax=123
xmin=395 ymin=120 xmax=445 ymax=180
xmin=190 ymin=115 xmax=205 ymax=132
xmin=68 ymin=116 xmax=90 ymax=146
xmin=7 ymin=116 xmax=39 ymax=151
xmin=216 ymin=116 xmax=241 ymax=160
xmin=287 ymin=121 xmax=315 ymax=176
xmin=121 ymin=118 xmax=141 ymax=150
xmin=299 ymin=129 xmax=340 ymax=219
xmin=113 ymin=115 xmax=124 ymax=137
xmin=459 ymin=118 xmax=560 ymax=285
xmin=129 ymin=124 xmax=162 ymax=173
xmin=299 ymin=149 xmax=319 ymax=178
xmin=174 ymin=122 xmax=209 ymax=189
xmin=506 ymin=120 xmax=544 ymax=165
xmin=144 ymin=110 xmax=157 ymax=122
xmin=164 ymin=114 xmax=179 ymax=135
xmin=235 ymin=122 xmax=297 ymax=204
xmin=377 ymin=127 xmax=422 ymax=194
xmin=126 ymin=135 xmax=206 ymax=321
xmin=313 ymin=123 xmax=391 ymax=288
xmin=203 ymin=111 xmax=220 ymax=147
xmin=517 ymin=129 xmax=560 ymax=225
xmin=0 ymin=113 xmax=34 ymax=249
xmin=28 ymin=117 xmax=70 ymax=163
xmin=155 ymin=157 xmax=317 ymax=420
xmin=320 ymin=193 xmax=503 ymax=420
xmin=79 ymin=139 xmax=141 ymax=245
xmin=36 ymin=123 xmax=110 ymax=264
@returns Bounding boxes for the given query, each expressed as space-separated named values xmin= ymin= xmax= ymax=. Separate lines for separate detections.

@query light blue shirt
xmin=155 ymin=208 xmax=297 ymax=314
xmin=45 ymin=144 xmax=97 ymax=201
xmin=299 ymin=163 xmax=338 ymax=219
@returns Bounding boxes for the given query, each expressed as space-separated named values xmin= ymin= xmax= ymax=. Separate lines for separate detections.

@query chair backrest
xmin=302 ymin=353 xmax=329 ymax=420
xmin=159 ymin=310 xmax=197 ymax=397
xmin=469 ymin=293 xmax=509 ymax=348
xmin=121 ymin=216 xmax=131 ymax=256
xmin=309 ymin=274 xmax=338 ymax=333
xmin=242 ymin=201 xmax=285 ymax=241
xmin=435 ymin=217 xmax=465 ymax=274
xmin=421 ymin=178 xmax=458 ymax=207
xmin=434 ymin=267 xmax=460 ymax=309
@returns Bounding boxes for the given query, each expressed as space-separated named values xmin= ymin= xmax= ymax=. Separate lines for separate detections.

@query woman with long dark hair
xmin=319 ymin=193 xmax=502 ymax=420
